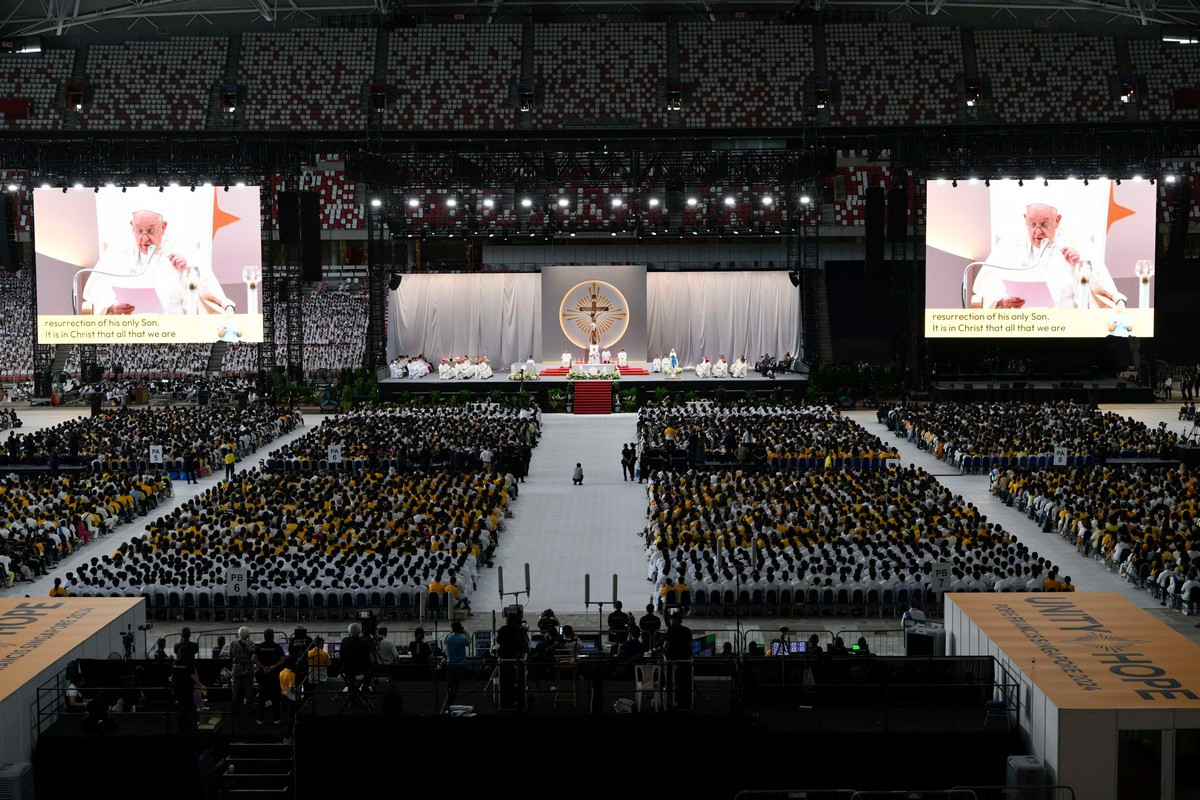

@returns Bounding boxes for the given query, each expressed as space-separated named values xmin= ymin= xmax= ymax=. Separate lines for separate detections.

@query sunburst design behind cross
xmin=563 ymin=282 xmax=626 ymax=346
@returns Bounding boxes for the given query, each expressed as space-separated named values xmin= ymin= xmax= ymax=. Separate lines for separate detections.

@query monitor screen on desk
xmin=692 ymin=633 xmax=718 ymax=658
xmin=769 ymin=640 xmax=807 ymax=656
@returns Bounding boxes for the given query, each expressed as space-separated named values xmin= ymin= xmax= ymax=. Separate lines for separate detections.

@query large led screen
xmin=925 ymin=178 xmax=1156 ymax=338
xmin=34 ymin=185 xmax=264 ymax=344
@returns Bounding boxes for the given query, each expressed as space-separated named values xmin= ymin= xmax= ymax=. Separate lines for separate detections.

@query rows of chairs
xmin=146 ymin=587 xmax=454 ymax=623
xmin=959 ymin=453 xmax=1096 ymax=474
xmin=668 ymin=586 xmax=938 ymax=618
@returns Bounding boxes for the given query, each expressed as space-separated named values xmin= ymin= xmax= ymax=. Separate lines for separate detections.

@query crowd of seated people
xmin=267 ymin=405 xmax=537 ymax=479
xmin=636 ymin=402 xmax=900 ymax=472
xmin=994 ymin=464 xmax=1198 ymax=615
xmin=0 ymin=269 xmax=34 ymax=380
xmin=643 ymin=463 xmax=1077 ymax=615
xmin=222 ymin=284 xmax=367 ymax=377
xmin=64 ymin=344 xmax=211 ymax=378
xmin=83 ymin=405 xmax=536 ymax=608
xmin=0 ymin=403 xmax=300 ymax=469
xmin=0 ymin=470 xmax=172 ymax=587
xmin=883 ymin=402 xmax=1180 ymax=470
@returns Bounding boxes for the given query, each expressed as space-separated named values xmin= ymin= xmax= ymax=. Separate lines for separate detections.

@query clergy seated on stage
xmin=602 ymin=348 xmax=612 ymax=364
xmin=403 ymin=355 xmax=431 ymax=379
xmin=644 ymin=464 xmax=1074 ymax=611
xmin=438 ymin=358 xmax=455 ymax=380
xmin=617 ymin=349 xmax=628 ymax=368
xmin=652 ymin=356 xmax=663 ymax=373
xmin=588 ymin=344 xmax=601 ymax=364
xmin=711 ymin=356 xmax=729 ymax=378
xmin=696 ymin=356 xmax=712 ymax=379
xmin=730 ymin=355 xmax=748 ymax=379
xmin=561 ymin=351 xmax=572 ymax=369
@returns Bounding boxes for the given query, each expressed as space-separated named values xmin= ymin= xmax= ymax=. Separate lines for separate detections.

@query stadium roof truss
xmin=4 ymin=0 xmax=1200 ymax=37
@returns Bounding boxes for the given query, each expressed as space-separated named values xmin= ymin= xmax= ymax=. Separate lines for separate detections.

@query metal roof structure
xmin=4 ymin=0 xmax=1200 ymax=38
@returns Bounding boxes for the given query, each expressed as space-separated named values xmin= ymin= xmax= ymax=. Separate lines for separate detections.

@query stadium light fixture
xmin=648 ymin=197 xmax=660 ymax=208
xmin=5 ymin=184 xmax=17 ymax=192
xmin=73 ymin=182 xmax=83 ymax=190
xmin=558 ymin=197 xmax=570 ymax=208
xmin=1165 ymin=175 xmax=1177 ymax=184
xmin=446 ymin=198 xmax=457 ymax=208
xmin=686 ymin=197 xmax=698 ymax=207
xmin=407 ymin=198 xmax=419 ymax=208
xmin=1132 ymin=175 xmax=1143 ymax=182
xmin=370 ymin=198 xmax=382 ymax=208
xmin=235 ymin=181 xmax=245 ymax=187
xmin=611 ymin=198 xmax=623 ymax=209
xmin=799 ymin=194 xmax=811 ymax=205
xmin=723 ymin=197 xmax=735 ymax=207
xmin=482 ymin=198 xmax=494 ymax=209
xmin=520 ymin=198 xmax=532 ymax=208
xmin=761 ymin=195 xmax=773 ymax=206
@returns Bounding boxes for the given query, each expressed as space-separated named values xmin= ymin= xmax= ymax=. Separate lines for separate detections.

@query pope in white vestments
xmin=712 ymin=356 xmax=729 ymax=378
xmin=616 ymin=349 xmax=628 ymax=368
xmin=83 ymin=209 xmax=234 ymax=316
xmin=971 ymin=202 xmax=1126 ymax=310
xmin=561 ymin=351 xmax=572 ymax=369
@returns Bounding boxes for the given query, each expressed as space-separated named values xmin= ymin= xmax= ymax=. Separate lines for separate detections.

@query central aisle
xmin=475 ymin=412 xmax=652 ymax=618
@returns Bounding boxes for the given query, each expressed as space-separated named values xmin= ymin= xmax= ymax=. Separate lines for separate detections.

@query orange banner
xmin=0 ymin=598 xmax=140 ymax=703
xmin=952 ymin=592 xmax=1200 ymax=709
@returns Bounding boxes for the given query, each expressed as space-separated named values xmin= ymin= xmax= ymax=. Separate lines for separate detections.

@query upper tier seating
xmin=1129 ymin=39 xmax=1200 ymax=122
xmin=678 ymin=22 xmax=813 ymax=128
xmin=240 ymin=30 xmax=374 ymax=130
xmin=79 ymin=38 xmax=226 ymax=131
xmin=532 ymin=23 xmax=667 ymax=129
xmin=976 ymin=30 xmax=1120 ymax=124
xmin=384 ymin=25 xmax=522 ymax=130
xmin=0 ymin=51 xmax=74 ymax=131
xmin=826 ymin=23 xmax=962 ymax=127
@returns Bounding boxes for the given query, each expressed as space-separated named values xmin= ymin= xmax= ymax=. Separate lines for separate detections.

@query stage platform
xmin=378 ymin=364 xmax=808 ymax=404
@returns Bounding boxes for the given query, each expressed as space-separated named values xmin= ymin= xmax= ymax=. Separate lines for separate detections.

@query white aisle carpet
xmin=475 ymin=412 xmax=652 ymax=619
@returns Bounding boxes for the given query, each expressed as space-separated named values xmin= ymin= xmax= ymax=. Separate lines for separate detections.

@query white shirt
xmin=84 ymin=236 xmax=233 ymax=315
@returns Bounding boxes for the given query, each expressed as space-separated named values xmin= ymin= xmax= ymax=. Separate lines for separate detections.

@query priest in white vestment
xmin=712 ymin=355 xmax=728 ymax=378
xmin=561 ymin=351 xmax=572 ymax=369
xmin=730 ymin=355 xmax=748 ymax=378
xmin=696 ymin=356 xmax=712 ymax=378
xmin=616 ymin=349 xmax=628 ymax=368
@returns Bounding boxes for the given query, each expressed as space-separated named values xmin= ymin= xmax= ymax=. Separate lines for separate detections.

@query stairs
xmin=208 ymin=341 xmax=229 ymax=373
xmin=208 ymin=33 xmax=243 ymax=129
xmin=62 ymin=46 xmax=88 ymax=130
xmin=226 ymin=740 xmax=293 ymax=799
xmin=51 ymin=345 xmax=71 ymax=377
xmin=572 ymin=381 xmax=612 ymax=415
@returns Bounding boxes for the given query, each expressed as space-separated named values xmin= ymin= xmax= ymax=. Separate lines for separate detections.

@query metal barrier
xmin=835 ymin=629 xmax=906 ymax=656
xmin=952 ymin=787 xmax=1075 ymax=800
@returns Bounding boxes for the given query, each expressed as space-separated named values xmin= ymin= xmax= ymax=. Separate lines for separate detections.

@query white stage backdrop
xmin=388 ymin=270 xmax=800 ymax=367
xmin=646 ymin=271 xmax=801 ymax=366
xmin=388 ymin=273 xmax=542 ymax=366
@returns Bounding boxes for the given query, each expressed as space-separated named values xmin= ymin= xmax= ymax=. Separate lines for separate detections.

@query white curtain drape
xmin=387 ymin=271 xmax=799 ymax=369
xmin=645 ymin=271 xmax=801 ymax=366
xmin=388 ymin=273 xmax=541 ymax=367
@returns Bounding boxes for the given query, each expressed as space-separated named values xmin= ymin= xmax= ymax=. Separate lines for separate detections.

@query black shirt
xmin=253 ymin=640 xmax=284 ymax=671
xmin=663 ymin=624 xmax=693 ymax=660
